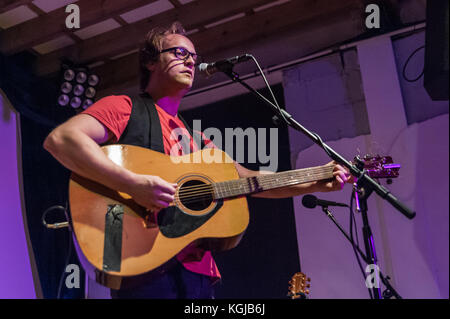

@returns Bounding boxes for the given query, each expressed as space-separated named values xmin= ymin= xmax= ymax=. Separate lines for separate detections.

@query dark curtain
xmin=181 ymin=84 xmax=301 ymax=298
xmin=0 ymin=52 xmax=85 ymax=299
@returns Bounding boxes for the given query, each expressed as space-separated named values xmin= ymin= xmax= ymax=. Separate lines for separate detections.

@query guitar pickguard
xmin=157 ymin=199 xmax=224 ymax=238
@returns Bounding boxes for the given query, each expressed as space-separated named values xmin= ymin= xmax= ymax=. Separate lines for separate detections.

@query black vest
xmin=117 ymin=93 xmax=204 ymax=152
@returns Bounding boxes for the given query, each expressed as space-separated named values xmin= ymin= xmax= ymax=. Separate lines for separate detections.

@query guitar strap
xmin=102 ymin=204 xmax=124 ymax=272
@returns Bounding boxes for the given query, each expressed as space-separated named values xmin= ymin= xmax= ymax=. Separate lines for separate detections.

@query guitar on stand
xmin=288 ymin=272 xmax=311 ymax=299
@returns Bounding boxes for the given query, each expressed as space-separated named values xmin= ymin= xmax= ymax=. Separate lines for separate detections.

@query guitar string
xmin=176 ymin=167 xmax=333 ymax=199
xmin=176 ymin=176 xmax=332 ymax=205
xmin=175 ymin=174 xmax=333 ymax=205
xmin=176 ymin=166 xmax=330 ymax=192
xmin=172 ymin=159 xmax=392 ymax=205
xmin=173 ymin=157 xmax=388 ymax=201
xmin=176 ymin=166 xmax=332 ymax=194
xmin=180 ymin=166 xmax=332 ymax=192
xmin=176 ymin=168 xmax=334 ymax=202
xmin=176 ymin=168 xmax=333 ymax=199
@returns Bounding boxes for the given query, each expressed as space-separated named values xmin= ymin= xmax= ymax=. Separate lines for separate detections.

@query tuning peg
xmin=305 ymin=289 xmax=310 ymax=294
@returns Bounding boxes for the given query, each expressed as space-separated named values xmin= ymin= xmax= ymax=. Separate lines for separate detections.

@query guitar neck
xmin=213 ymin=165 xmax=334 ymax=199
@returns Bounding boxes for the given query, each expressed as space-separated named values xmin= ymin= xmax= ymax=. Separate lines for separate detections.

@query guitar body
xmin=69 ymin=144 xmax=249 ymax=289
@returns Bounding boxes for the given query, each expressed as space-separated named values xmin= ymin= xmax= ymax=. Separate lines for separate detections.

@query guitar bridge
xmin=143 ymin=211 xmax=158 ymax=228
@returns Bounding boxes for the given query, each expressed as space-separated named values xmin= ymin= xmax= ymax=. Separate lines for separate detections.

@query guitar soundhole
xmin=178 ymin=180 xmax=213 ymax=211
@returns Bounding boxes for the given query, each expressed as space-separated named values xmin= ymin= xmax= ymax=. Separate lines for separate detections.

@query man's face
xmin=149 ymin=34 xmax=197 ymax=93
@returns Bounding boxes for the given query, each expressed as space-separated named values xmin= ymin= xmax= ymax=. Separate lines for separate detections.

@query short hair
xmin=138 ymin=22 xmax=186 ymax=92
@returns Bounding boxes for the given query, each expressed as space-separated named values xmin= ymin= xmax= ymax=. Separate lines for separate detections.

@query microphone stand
xmin=220 ymin=67 xmax=415 ymax=219
xmin=320 ymin=205 xmax=402 ymax=299
xmin=220 ymin=65 xmax=414 ymax=299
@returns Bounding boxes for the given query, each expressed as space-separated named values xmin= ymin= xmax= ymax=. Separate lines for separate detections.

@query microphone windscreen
xmin=197 ymin=63 xmax=208 ymax=73
xmin=302 ymin=195 xmax=317 ymax=209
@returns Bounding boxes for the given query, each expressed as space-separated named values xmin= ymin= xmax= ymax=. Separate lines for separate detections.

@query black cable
xmin=350 ymin=190 xmax=373 ymax=299
xmin=243 ymin=55 xmax=336 ymax=164
xmin=41 ymin=205 xmax=68 ymax=229
xmin=41 ymin=205 xmax=74 ymax=299
xmin=249 ymin=54 xmax=291 ymax=127
xmin=311 ymin=132 xmax=334 ymax=159
xmin=351 ymin=193 xmax=361 ymax=254
xmin=402 ymin=45 xmax=425 ymax=83
xmin=56 ymin=228 xmax=73 ymax=299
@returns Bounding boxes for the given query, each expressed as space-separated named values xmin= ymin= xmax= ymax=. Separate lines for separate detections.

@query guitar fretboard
xmin=213 ymin=165 xmax=334 ymax=199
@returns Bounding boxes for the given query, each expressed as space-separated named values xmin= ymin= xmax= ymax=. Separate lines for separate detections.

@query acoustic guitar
xmin=69 ymin=144 xmax=399 ymax=289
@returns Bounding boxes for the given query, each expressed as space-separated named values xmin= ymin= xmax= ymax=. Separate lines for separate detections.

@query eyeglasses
xmin=159 ymin=47 xmax=202 ymax=65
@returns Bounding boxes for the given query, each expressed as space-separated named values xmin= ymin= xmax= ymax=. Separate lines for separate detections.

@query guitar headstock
xmin=355 ymin=155 xmax=400 ymax=179
xmin=287 ymin=272 xmax=311 ymax=299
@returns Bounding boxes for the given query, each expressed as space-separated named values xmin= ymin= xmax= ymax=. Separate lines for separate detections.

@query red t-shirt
xmin=82 ymin=95 xmax=221 ymax=281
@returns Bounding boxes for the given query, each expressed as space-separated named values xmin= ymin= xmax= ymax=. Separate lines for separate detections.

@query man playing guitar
xmin=43 ymin=22 xmax=352 ymax=299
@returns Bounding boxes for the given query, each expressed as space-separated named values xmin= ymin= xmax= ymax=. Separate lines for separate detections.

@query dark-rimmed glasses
xmin=159 ymin=47 xmax=202 ymax=65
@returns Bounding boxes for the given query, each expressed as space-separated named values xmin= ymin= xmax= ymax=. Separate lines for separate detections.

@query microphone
xmin=302 ymin=194 xmax=349 ymax=209
xmin=198 ymin=54 xmax=252 ymax=76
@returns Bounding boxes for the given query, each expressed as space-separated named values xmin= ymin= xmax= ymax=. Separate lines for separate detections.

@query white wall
xmin=284 ymin=33 xmax=449 ymax=299
xmin=0 ymin=89 xmax=37 ymax=298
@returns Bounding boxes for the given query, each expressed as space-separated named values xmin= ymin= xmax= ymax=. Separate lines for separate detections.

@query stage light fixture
xmin=82 ymin=99 xmax=94 ymax=109
xmin=70 ymin=96 xmax=82 ymax=108
xmin=57 ymin=64 xmax=100 ymax=110
xmin=63 ymin=69 xmax=75 ymax=81
xmin=88 ymin=74 xmax=99 ymax=86
xmin=73 ymin=84 xmax=85 ymax=96
xmin=76 ymin=71 xmax=87 ymax=84
xmin=85 ymin=87 xmax=96 ymax=99
xmin=58 ymin=94 xmax=70 ymax=106
xmin=61 ymin=82 xmax=72 ymax=94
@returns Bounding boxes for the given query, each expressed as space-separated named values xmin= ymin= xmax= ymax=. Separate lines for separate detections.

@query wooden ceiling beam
xmin=26 ymin=3 xmax=46 ymax=16
xmin=0 ymin=0 xmax=159 ymax=55
xmin=0 ymin=0 xmax=34 ymax=14
xmin=93 ymin=0 xmax=363 ymax=96
xmin=33 ymin=0 xmax=275 ymax=76
xmin=167 ymin=0 xmax=182 ymax=8
xmin=192 ymin=0 xmax=361 ymax=57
